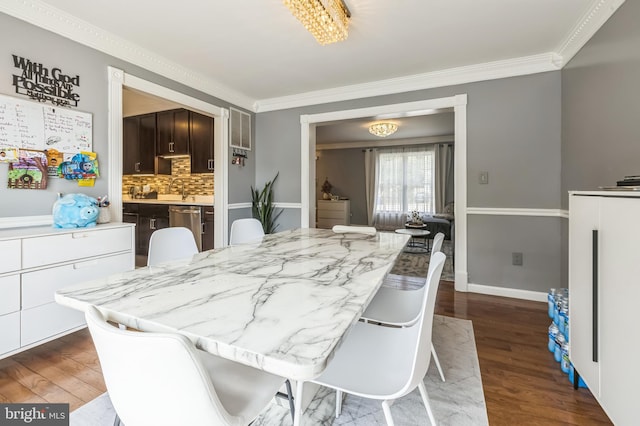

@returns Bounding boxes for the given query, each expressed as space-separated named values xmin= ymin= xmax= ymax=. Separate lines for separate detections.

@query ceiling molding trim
xmin=255 ymin=53 xmax=561 ymax=113
xmin=316 ymin=135 xmax=454 ymax=151
xmin=555 ymin=0 xmax=626 ymax=66
xmin=0 ymin=0 xmax=256 ymax=111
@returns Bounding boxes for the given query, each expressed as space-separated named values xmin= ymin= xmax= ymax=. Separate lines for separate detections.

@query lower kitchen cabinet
xmin=137 ymin=204 xmax=170 ymax=256
xmin=0 ymin=223 xmax=135 ymax=359
xmin=202 ymin=206 xmax=214 ymax=251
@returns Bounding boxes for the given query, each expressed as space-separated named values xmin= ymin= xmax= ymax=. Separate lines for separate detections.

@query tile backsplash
xmin=122 ymin=157 xmax=213 ymax=197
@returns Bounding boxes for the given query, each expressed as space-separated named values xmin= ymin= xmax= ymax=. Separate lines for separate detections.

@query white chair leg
xmin=335 ymin=390 xmax=343 ymax=418
xmin=418 ymin=381 xmax=437 ymax=426
xmin=381 ymin=400 xmax=395 ymax=426
xmin=431 ymin=342 xmax=446 ymax=382
xmin=293 ymin=380 xmax=304 ymax=426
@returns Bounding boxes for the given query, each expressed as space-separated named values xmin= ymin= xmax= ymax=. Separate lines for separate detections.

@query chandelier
xmin=369 ymin=122 xmax=399 ymax=138
xmin=283 ymin=0 xmax=350 ymax=45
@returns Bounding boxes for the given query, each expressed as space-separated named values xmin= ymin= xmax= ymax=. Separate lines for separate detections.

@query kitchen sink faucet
xmin=168 ymin=178 xmax=187 ymax=200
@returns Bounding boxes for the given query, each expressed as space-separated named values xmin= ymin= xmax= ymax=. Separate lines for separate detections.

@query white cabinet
xmin=317 ymin=200 xmax=350 ymax=229
xmin=0 ymin=223 xmax=135 ymax=359
xmin=569 ymin=192 xmax=640 ymax=425
xmin=229 ymin=107 xmax=251 ymax=150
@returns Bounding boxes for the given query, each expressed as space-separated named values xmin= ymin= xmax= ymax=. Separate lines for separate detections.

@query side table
xmin=395 ymin=228 xmax=431 ymax=253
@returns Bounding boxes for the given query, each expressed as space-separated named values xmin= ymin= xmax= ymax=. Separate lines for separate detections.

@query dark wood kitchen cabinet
xmin=190 ymin=111 xmax=214 ymax=173
xmin=157 ymin=109 xmax=189 ymax=156
xmin=137 ymin=204 xmax=169 ymax=256
xmin=202 ymin=206 xmax=214 ymax=251
xmin=123 ymin=113 xmax=156 ymax=175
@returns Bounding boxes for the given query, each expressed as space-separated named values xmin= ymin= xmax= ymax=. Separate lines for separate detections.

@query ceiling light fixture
xmin=283 ymin=0 xmax=350 ymax=45
xmin=369 ymin=122 xmax=398 ymax=138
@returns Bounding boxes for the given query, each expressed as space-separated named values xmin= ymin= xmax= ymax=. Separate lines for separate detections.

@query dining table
xmin=55 ymin=227 xmax=410 ymax=425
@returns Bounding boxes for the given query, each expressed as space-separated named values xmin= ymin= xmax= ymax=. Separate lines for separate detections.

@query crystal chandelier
xmin=369 ymin=122 xmax=399 ymax=138
xmin=283 ymin=0 xmax=350 ymax=45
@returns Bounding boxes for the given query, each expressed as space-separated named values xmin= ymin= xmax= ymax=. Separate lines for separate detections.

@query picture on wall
xmin=7 ymin=149 xmax=48 ymax=189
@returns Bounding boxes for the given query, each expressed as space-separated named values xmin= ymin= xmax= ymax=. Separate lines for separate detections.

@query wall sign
xmin=11 ymin=55 xmax=80 ymax=107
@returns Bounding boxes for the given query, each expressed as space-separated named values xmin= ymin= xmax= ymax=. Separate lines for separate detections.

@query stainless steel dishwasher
xmin=169 ymin=205 xmax=202 ymax=251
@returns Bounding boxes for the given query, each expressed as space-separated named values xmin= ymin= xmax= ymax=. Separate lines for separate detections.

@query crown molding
xmin=255 ymin=52 xmax=562 ymax=112
xmin=0 ymin=0 xmax=255 ymax=111
xmin=555 ymin=0 xmax=626 ymax=66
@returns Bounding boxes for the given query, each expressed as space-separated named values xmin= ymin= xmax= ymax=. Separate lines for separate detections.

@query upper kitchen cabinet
xmin=157 ymin=109 xmax=189 ymax=156
xmin=230 ymin=107 xmax=251 ymax=150
xmin=190 ymin=111 xmax=214 ymax=173
xmin=123 ymin=113 xmax=156 ymax=174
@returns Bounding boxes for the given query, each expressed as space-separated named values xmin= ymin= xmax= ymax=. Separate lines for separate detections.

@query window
xmin=375 ymin=147 xmax=434 ymax=214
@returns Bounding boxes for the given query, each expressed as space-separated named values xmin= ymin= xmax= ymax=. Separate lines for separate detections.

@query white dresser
xmin=569 ymin=191 xmax=640 ymax=425
xmin=0 ymin=223 xmax=135 ymax=359
xmin=317 ymin=199 xmax=351 ymax=229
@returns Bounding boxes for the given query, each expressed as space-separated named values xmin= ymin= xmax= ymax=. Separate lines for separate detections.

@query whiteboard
xmin=0 ymin=93 xmax=92 ymax=153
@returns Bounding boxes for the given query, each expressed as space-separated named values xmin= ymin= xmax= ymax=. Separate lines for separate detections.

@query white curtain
xmin=364 ymin=149 xmax=378 ymax=226
xmin=434 ymin=143 xmax=454 ymax=213
xmin=373 ymin=145 xmax=435 ymax=230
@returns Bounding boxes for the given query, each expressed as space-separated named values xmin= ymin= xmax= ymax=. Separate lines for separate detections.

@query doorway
xmin=299 ymin=95 xmax=468 ymax=291
xmin=106 ymin=67 xmax=229 ymax=248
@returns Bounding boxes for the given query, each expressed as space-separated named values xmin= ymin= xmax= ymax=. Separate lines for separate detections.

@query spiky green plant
xmin=251 ymin=172 xmax=282 ymax=234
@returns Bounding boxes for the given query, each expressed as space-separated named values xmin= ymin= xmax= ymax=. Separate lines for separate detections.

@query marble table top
xmin=55 ymin=228 xmax=409 ymax=381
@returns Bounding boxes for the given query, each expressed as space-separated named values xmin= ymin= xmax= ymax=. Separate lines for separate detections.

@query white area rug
xmin=71 ymin=315 xmax=487 ymax=426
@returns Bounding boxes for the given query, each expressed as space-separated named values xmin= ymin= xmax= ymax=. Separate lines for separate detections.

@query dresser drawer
xmin=318 ymin=200 xmax=349 ymax=211
xmin=0 ymin=240 xmax=21 ymax=273
xmin=21 ymin=302 xmax=85 ymax=347
xmin=0 ymin=312 xmax=20 ymax=355
xmin=22 ymin=227 xmax=132 ymax=269
xmin=318 ymin=210 xmax=347 ymax=220
xmin=22 ymin=252 xmax=132 ymax=310
xmin=0 ymin=275 xmax=20 ymax=315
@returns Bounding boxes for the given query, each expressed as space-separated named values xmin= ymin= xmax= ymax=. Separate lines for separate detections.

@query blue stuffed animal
xmin=52 ymin=193 xmax=99 ymax=228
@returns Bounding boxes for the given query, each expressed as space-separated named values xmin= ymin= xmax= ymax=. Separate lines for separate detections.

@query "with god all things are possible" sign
xmin=11 ymin=55 xmax=80 ymax=108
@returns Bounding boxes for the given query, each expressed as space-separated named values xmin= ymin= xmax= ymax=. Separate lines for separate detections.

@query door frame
xmin=300 ymin=94 xmax=468 ymax=291
xmin=107 ymin=67 xmax=229 ymax=248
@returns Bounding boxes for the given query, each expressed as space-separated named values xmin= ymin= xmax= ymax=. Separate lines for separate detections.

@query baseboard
xmin=467 ymin=283 xmax=547 ymax=302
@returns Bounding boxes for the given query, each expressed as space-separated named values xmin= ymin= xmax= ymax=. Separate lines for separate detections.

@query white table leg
xmin=294 ymin=380 xmax=304 ymax=426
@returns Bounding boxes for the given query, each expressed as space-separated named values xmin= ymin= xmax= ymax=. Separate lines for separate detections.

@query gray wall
xmin=256 ymin=71 xmax=563 ymax=292
xmin=561 ymin=0 xmax=640 ymax=284
xmin=0 ymin=12 xmax=254 ymax=218
xmin=316 ymin=148 xmax=367 ymax=225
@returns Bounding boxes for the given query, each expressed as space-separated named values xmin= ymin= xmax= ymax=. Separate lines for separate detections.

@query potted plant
xmin=251 ymin=172 xmax=282 ymax=234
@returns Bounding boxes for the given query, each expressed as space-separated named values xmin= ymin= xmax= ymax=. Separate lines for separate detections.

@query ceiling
xmin=5 ymin=0 xmax=623 ymax=111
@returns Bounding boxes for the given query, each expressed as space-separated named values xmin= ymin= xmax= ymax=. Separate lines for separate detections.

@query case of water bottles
xmin=547 ymin=287 xmax=587 ymax=388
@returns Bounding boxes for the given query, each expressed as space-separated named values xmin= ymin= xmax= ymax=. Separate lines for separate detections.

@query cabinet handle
xmin=169 ymin=142 xmax=175 ymax=153
xmin=592 ymin=229 xmax=599 ymax=363
xmin=150 ymin=218 xmax=156 ymax=230
xmin=135 ymin=162 xmax=141 ymax=172
xmin=72 ymin=233 xmax=89 ymax=239
xmin=201 ymin=223 xmax=206 ymax=235
xmin=208 ymin=159 xmax=214 ymax=170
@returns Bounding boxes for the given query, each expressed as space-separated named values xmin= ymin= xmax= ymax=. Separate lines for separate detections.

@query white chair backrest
xmin=147 ymin=227 xmax=199 ymax=267
xmin=332 ymin=225 xmax=377 ymax=236
xmin=85 ymin=306 xmax=238 ymax=426
xmin=396 ymin=252 xmax=446 ymax=398
xmin=430 ymin=232 xmax=445 ymax=257
xmin=229 ymin=218 xmax=265 ymax=245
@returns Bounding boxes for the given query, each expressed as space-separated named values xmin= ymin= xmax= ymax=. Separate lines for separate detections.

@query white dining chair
xmin=361 ymin=232 xmax=446 ymax=382
xmin=313 ymin=252 xmax=446 ymax=426
xmin=85 ymin=305 xmax=289 ymax=426
xmin=229 ymin=218 xmax=265 ymax=245
xmin=331 ymin=225 xmax=377 ymax=236
xmin=147 ymin=227 xmax=199 ymax=267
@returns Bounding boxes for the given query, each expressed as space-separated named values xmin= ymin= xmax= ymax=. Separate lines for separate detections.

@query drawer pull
xmin=74 ymin=260 xmax=98 ymax=269
xmin=72 ymin=233 xmax=89 ymax=239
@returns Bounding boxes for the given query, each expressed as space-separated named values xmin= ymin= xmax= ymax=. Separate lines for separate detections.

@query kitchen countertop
xmin=123 ymin=195 xmax=213 ymax=207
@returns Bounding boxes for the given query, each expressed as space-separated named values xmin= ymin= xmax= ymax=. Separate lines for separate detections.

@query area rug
xmin=390 ymin=240 xmax=454 ymax=281
xmin=71 ymin=315 xmax=487 ymax=426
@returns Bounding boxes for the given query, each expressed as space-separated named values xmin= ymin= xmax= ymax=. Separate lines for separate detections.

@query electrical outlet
xmin=512 ymin=252 xmax=523 ymax=266
xmin=479 ymin=171 xmax=489 ymax=184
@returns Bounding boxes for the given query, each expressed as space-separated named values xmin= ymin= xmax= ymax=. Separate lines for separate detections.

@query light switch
xmin=479 ymin=171 xmax=489 ymax=184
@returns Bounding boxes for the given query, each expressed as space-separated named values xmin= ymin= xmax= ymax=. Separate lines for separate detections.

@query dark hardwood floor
xmin=0 ymin=280 xmax=612 ymax=424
